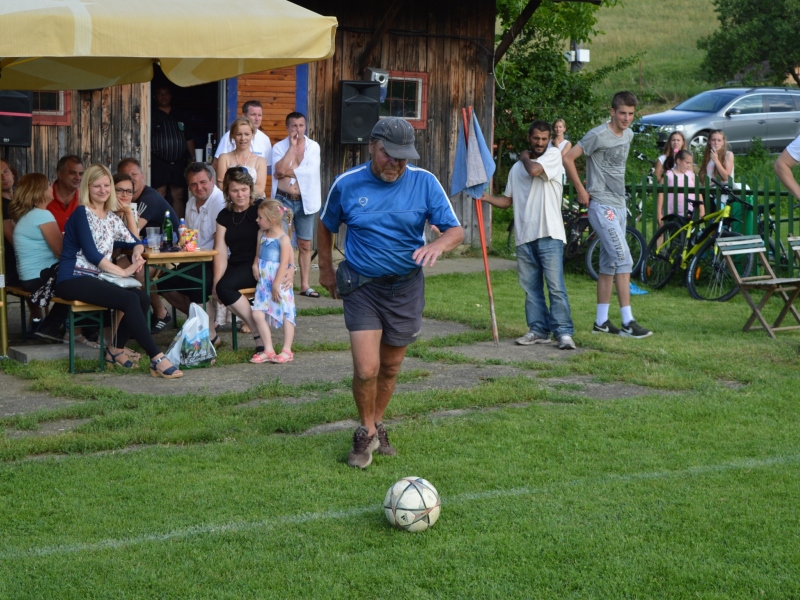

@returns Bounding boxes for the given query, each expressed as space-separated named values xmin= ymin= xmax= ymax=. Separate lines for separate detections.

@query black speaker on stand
xmin=340 ymin=81 xmax=380 ymax=144
xmin=0 ymin=91 xmax=33 ymax=147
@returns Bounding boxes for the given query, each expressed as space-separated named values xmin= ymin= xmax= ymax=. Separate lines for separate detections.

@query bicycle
xmin=641 ymin=179 xmax=754 ymax=301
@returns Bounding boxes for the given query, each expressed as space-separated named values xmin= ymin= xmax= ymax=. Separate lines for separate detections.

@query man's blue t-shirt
xmin=321 ymin=162 xmax=460 ymax=278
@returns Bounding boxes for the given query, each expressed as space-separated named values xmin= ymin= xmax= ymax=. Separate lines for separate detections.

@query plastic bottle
xmin=178 ymin=218 xmax=186 ymax=248
xmin=163 ymin=211 xmax=173 ymax=249
xmin=205 ymin=133 xmax=213 ymax=164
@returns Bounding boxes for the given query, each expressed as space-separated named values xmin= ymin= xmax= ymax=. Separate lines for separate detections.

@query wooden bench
xmin=6 ymin=285 xmax=107 ymax=373
xmin=717 ymin=236 xmax=800 ymax=338
xmin=230 ymin=288 xmax=256 ymax=351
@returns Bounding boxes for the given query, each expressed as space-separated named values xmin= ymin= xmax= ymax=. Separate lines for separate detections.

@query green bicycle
xmin=641 ymin=179 xmax=754 ymax=301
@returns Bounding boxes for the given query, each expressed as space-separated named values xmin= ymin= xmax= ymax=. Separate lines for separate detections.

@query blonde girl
xmin=550 ymin=118 xmax=572 ymax=156
xmin=699 ymin=129 xmax=735 ymax=185
xmin=654 ymin=131 xmax=687 ymax=183
xmin=249 ymin=199 xmax=296 ymax=364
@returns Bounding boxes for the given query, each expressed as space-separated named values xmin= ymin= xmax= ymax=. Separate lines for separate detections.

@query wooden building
xmin=3 ymin=0 xmax=497 ymax=244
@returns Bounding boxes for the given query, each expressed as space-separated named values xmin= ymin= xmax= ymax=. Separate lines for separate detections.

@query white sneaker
xmin=558 ymin=335 xmax=576 ymax=350
xmin=516 ymin=332 xmax=551 ymax=345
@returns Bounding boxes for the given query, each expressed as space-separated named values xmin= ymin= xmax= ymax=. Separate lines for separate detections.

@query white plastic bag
xmin=165 ymin=303 xmax=217 ymax=369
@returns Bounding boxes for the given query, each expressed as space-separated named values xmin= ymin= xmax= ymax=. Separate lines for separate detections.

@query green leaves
xmin=699 ymin=0 xmax=800 ymax=85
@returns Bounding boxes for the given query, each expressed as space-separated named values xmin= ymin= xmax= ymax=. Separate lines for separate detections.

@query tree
xmin=493 ymin=0 xmax=633 ymax=167
xmin=698 ymin=0 xmax=800 ymax=86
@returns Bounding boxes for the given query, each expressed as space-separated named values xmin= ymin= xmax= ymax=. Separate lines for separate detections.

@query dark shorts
xmin=151 ymin=155 xmax=186 ymax=188
xmin=342 ymin=269 xmax=425 ymax=347
xmin=156 ymin=262 xmax=213 ymax=304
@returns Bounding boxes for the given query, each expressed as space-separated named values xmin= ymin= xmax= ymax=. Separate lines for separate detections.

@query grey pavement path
xmin=2 ymin=255 xmax=518 ymax=363
xmin=1 ymin=254 xmax=667 ymax=428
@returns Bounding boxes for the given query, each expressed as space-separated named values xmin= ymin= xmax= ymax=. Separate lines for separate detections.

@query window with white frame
xmin=32 ymin=91 xmax=71 ymax=126
xmin=379 ymin=71 xmax=428 ymax=129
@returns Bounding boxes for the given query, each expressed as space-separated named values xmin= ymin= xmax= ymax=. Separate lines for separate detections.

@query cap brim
xmin=381 ymin=140 xmax=420 ymax=160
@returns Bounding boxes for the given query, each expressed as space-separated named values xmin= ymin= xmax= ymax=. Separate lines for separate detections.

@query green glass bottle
xmin=162 ymin=211 xmax=173 ymax=249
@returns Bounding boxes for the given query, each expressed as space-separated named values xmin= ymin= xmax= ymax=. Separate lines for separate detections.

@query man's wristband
xmin=287 ymin=264 xmax=295 ymax=269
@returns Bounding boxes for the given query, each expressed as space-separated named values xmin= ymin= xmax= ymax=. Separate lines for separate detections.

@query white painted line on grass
xmin=2 ymin=453 xmax=798 ymax=560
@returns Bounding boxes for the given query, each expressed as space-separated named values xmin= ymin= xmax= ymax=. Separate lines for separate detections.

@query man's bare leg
xmin=297 ymin=238 xmax=313 ymax=293
xmin=348 ymin=330 xmax=408 ymax=467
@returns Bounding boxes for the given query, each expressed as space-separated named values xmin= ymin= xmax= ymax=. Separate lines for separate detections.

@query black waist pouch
xmin=336 ymin=259 xmax=372 ymax=296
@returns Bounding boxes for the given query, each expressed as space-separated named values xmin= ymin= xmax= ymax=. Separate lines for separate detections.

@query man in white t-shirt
xmin=213 ymin=100 xmax=272 ymax=170
xmin=481 ymin=120 xmax=575 ymax=350
xmin=774 ymin=134 xmax=800 ymax=200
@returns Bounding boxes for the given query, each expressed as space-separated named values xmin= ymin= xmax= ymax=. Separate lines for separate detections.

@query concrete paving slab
xmin=0 ymin=372 xmax=77 ymax=417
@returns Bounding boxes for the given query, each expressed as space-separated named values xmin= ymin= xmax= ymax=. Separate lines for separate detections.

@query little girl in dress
xmin=250 ymin=199 xmax=296 ymax=364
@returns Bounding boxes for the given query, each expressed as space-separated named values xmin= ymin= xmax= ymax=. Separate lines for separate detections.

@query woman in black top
xmin=213 ymin=167 xmax=295 ymax=353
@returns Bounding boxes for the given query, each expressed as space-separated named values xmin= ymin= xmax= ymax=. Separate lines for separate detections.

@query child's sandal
xmin=249 ymin=351 xmax=276 ymax=364
xmin=269 ymin=350 xmax=294 ymax=364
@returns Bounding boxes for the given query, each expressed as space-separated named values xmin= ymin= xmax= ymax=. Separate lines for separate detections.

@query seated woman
xmin=212 ymin=167 xmax=295 ymax=353
xmin=654 ymin=131 xmax=687 ymax=183
xmin=54 ymin=164 xmax=183 ymax=378
xmin=8 ymin=173 xmax=68 ymax=341
xmin=216 ymin=118 xmax=267 ymax=201
xmin=3 ymin=159 xmax=44 ymax=330
xmin=656 ymin=149 xmax=704 ymax=226
xmin=112 ymin=172 xmax=141 ymax=236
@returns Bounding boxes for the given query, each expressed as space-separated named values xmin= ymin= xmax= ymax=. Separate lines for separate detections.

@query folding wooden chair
xmin=789 ymin=236 xmax=800 ymax=267
xmin=717 ymin=235 xmax=800 ymax=338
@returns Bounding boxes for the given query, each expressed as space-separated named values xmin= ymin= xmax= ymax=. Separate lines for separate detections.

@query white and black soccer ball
xmin=384 ymin=476 xmax=441 ymax=532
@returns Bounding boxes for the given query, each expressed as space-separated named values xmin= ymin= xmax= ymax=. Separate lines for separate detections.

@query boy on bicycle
xmin=563 ymin=91 xmax=653 ymax=339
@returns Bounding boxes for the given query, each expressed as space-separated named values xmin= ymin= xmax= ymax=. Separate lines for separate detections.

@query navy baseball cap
xmin=371 ymin=117 xmax=419 ymax=160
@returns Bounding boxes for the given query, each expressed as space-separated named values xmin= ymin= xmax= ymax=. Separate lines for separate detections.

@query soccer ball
xmin=384 ymin=476 xmax=441 ymax=532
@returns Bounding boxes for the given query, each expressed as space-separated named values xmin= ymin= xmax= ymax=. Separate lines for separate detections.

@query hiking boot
xmin=150 ymin=311 xmax=172 ymax=334
xmin=592 ymin=320 xmax=620 ymax=335
xmin=557 ymin=334 xmax=576 ymax=350
xmin=347 ymin=426 xmax=379 ymax=469
xmin=619 ymin=320 xmax=653 ymax=339
xmin=34 ymin=318 xmax=66 ymax=343
xmin=375 ymin=422 xmax=397 ymax=456
xmin=515 ymin=331 xmax=551 ymax=345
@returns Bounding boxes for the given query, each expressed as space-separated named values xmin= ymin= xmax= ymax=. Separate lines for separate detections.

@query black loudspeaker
xmin=0 ymin=91 xmax=33 ymax=147
xmin=340 ymin=81 xmax=380 ymax=144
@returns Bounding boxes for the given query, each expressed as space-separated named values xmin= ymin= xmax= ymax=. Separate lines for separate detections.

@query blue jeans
xmin=516 ymin=237 xmax=574 ymax=338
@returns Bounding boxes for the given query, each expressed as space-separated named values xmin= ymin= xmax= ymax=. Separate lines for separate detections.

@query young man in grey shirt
xmin=563 ymin=91 xmax=652 ymax=339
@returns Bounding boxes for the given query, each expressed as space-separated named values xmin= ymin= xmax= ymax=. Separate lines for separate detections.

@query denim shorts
xmin=276 ymin=193 xmax=316 ymax=241
xmin=342 ymin=269 xmax=425 ymax=347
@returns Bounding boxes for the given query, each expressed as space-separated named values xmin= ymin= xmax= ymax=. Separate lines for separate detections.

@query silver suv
xmin=637 ymin=87 xmax=800 ymax=153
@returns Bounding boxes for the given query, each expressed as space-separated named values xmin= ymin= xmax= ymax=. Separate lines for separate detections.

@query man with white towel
xmin=271 ymin=112 xmax=322 ymax=298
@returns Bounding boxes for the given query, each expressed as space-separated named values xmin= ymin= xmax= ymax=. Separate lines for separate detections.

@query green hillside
xmin=585 ymin=0 xmax=718 ymax=109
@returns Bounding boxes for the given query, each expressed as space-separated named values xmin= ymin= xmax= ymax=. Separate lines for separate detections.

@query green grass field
xmin=586 ymin=0 xmax=718 ymax=109
xmin=2 ymin=267 xmax=800 ymax=597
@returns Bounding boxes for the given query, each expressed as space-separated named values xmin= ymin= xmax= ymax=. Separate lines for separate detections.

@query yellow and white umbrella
xmin=0 ymin=0 xmax=337 ymax=355
xmin=0 ymin=0 xmax=337 ymax=90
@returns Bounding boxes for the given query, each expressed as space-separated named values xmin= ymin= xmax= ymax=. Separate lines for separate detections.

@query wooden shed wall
xmin=2 ymin=85 xmax=147 ymax=182
xmin=236 ymin=67 xmax=296 ymax=145
xmin=300 ymin=0 xmax=496 ymax=245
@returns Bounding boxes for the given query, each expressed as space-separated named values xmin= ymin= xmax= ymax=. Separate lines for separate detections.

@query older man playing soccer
xmin=318 ymin=118 xmax=464 ymax=469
